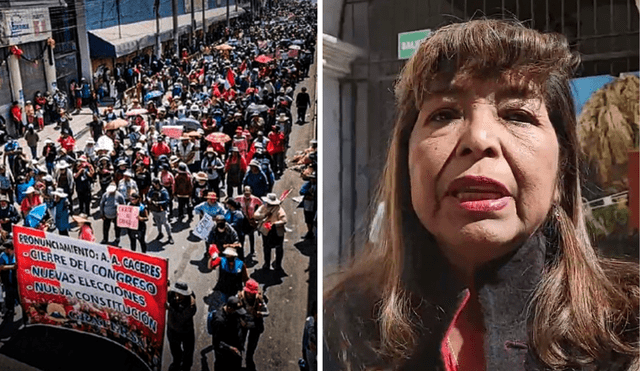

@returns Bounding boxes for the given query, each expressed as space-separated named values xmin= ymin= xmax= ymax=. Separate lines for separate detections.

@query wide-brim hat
xmin=206 ymin=192 xmax=217 ymax=200
xmin=51 ymin=188 xmax=68 ymax=198
xmin=72 ymin=213 xmax=90 ymax=224
xmin=123 ymin=170 xmax=134 ymax=177
xmin=55 ymin=161 xmax=69 ymax=170
xmin=261 ymin=193 xmax=281 ymax=206
xmin=0 ymin=195 xmax=9 ymax=203
xmin=276 ymin=114 xmax=289 ymax=122
xmin=223 ymin=247 xmax=238 ymax=257
xmin=106 ymin=185 xmax=117 ymax=193
xmin=249 ymin=159 xmax=260 ymax=168
xmin=195 ymin=172 xmax=208 ymax=181
xmin=171 ymin=281 xmax=192 ymax=296
xmin=24 ymin=186 xmax=37 ymax=195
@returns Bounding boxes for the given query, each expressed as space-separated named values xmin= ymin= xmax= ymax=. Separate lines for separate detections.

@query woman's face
xmin=408 ymin=78 xmax=559 ymax=269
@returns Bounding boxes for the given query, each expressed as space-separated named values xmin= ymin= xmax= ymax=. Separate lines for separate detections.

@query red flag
xmin=212 ymin=84 xmax=221 ymax=98
xmin=239 ymin=60 xmax=247 ymax=73
xmin=226 ymin=68 xmax=236 ymax=87
xmin=279 ymin=189 xmax=292 ymax=202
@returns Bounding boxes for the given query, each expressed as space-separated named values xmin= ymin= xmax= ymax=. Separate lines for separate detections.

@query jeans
xmin=151 ymin=210 xmax=172 ymax=237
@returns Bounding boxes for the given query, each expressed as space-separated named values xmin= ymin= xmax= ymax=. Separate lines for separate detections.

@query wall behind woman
xmin=323 ymin=0 xmax=640 ymax=273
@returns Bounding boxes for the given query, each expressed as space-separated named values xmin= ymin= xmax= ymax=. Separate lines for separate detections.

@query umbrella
xmin=289 ymin=45 xmax=301 ymax=50
xmin=176 ymin=118 xmax=202 ymax=131
xmin=25 ymin=204 xmax=47 ymax=228
xmin=144 ymin=90 xmax=163 ymax=101
xmin=292 ymin=39 xmax=305 ymax=45
xmin=215 ymin=44 xmax=233 ymax=51
xmin=254 ymin=55 xmax=273 ymax=64
xmin=205 ymin=132 xmax=231 ymax=144
xmin=185 ymin=131 xmax=202 ymax=138
xmin=246 ymin=103 xmax=269 ymax=114
xmin=125 ymin=109 xmax=148 ymax=117
xmin=104 ymin=118 xmax=128 ymax=130
xmin=96 ymin=135 xmax=114 ymax=152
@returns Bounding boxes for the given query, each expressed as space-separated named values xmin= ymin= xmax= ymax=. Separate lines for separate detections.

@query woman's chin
xmin=434 ymin=220 xmax=527 ymax=267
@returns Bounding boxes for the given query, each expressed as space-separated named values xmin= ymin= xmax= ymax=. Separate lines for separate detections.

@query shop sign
xmin=0 ymin=8 xmax=52 ymax=46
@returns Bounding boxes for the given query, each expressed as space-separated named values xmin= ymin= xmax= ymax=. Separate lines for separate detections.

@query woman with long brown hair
xmin=324 ymin=19 xmax=639 ymax=371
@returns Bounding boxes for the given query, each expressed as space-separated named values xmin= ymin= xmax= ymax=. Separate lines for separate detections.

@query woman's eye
xmin=428 ymin=109 xmax=460 ymax=124
xmin=502 ymin=110 xmax=535 ymax=124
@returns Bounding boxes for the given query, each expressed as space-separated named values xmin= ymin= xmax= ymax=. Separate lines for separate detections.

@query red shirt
xmin=79 ymin=224 xmax=95 ymax=242
xmin=151 ymin=142 xmax=171 ymax=158
xmin=58 ymin=136 xmax=75 ymax=152
xmin=441 ymin=291 xmax=486 ymax=371
xmin=267 ymin=132 xmax=285 ymax=155
xmin=21 ymin=195 xmax=42 ymax=215
xmin=11 ymin=105 xmax=21 ymax=122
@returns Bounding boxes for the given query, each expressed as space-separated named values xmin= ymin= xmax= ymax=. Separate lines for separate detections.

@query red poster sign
xmin=14 ymin=225 xmax=168 ymax=371
xmin=161 ymin=125 xmax=183 ymax=139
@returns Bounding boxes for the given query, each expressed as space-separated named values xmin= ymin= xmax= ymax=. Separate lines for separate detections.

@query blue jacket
xmin=242 ymin=170 xmax=269 ymax=197
xmin=53 ymin=198 xmax=70 ymax=232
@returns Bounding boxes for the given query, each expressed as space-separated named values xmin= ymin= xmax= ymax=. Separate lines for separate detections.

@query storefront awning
xmin=88 ymin=7 xmax=245 ymax=58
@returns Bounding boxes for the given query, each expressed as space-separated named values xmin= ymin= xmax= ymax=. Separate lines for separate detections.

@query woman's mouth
xmin=446 ymin=176 xmax=511 ymax=212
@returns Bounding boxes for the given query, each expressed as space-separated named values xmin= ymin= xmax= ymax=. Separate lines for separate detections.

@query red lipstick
xmin=446 ymin=175 xmax=511 ymax=212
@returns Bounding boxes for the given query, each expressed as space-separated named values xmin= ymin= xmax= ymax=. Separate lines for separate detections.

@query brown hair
xmin=326 ymin=19 xmax=639 ymax=369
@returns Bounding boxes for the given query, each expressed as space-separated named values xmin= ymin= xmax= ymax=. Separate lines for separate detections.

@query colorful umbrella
xmin=254 ymin=55 xmax=273 ymax=64
xmin=125 ymin=108 xmax=148 ymax=117
xmin=215 ymin=44 xmax=234 ymax=51
xmin=144 ymin=90 xmax=163 ymax=101
xmin=104 ymin=118 xmax=128 ymax=130
xmin=205 ymin=132 xmax=231 ymax=144
xmin=25 ymin=204 xmax=47 ymax=228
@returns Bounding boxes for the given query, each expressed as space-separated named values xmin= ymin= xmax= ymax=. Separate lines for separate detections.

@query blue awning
xmin=88 ymin=8 xmax=244 ymax=58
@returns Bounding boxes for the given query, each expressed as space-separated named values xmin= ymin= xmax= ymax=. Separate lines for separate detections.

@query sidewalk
xmin=13 ymin=107 xmax=98 ymax=161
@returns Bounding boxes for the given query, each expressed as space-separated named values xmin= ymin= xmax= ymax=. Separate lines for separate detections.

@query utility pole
xmin=154 ymin=0 xmax=161 ymax=59
xmin=116 ymin=0 xmax=122 ymax=38
xmin=201 ymin=0 xmax=206 ymax=45
xmin=172 ymin=0 xmax=179 ymax=58
xmin=190 ymin=0 xmax=195 ymax=51
xmin=226 ymin=0 xmax=230 ymax=28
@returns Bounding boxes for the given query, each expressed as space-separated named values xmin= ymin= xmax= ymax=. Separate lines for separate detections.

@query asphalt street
xmin=0 ymin=57 xmax=317 ymax=371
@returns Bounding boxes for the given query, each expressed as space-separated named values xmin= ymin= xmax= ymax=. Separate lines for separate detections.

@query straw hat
xmin=51 ymin=188 xmax=68 ymax=198
xmin=195 ymin=172 xmax=208 ymax=181
xmin=72 ymin=213 xmax=91 ymax=224
xmin=276 ymin=113 xmax=289 ymax=122
xmin=55 ymin=160 xmax=69 ymax=170
xmin=222 ymin=247 xmax=238 ymax=257
xmin=24 ymin=186 xmax=37 ymax=195
xmin=261 ymin=193 xmax=281 ymax=206
xmin=171 ymin=281 xmax=192 ymax=296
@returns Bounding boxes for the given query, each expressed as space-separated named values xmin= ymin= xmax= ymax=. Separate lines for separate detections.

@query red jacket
xmin=267 ymin=132 xmax=285 ymax=155
xmin=58 ymin=136 xmax=75 ymax=152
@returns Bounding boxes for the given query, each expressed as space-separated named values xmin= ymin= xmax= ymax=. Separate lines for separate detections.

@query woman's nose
xmin=455 ymin=108 xmax=501 ymax=160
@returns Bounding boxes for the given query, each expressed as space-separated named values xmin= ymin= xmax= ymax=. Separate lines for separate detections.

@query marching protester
xmin=167 ymin=281 xmax=197 ymax=371
xmin=211 ymin=296 xmax=247 ymax=371
xmin=127 ymin=192 xmax=148 ymax=253
xmin=254 ymin=193 xmax=287 ymax=271
xmin=237 ymin=279 xmax=269 ymax=371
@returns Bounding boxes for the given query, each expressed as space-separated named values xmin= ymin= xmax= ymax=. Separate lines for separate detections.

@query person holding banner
xmin=167 ymin=281 xmax=197 ymax=371
xmin=127 ymin=192 xmax=149 ymax=253
xmin=0 ymin=241 xmax=18 ymax=322
xmin=0 ymin=195 xmax=20 ymax=235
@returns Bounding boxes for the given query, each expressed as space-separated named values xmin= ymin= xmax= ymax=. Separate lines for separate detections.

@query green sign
xmin=398 ymin=29 xmax=431 ymax=60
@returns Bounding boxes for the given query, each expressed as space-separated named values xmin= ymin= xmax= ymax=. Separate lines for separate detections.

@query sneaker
xmin=100 ymin=239 xmax=107 ymax=244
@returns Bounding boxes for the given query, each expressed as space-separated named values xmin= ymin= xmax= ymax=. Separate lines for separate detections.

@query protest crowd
xmin=0 ymin=1 xmax=317 ymax=370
